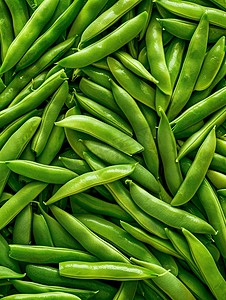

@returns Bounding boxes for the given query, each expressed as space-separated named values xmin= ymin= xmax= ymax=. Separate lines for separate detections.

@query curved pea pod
xmin=49 ymin=204 xmax=129 ymax=263
xmin=80 ymin=0 xmax=143 ymax=45
xmin=59 ymin=157 xmax=91 ymax=175
xmin=55 ymin=115 xmax=143 ymax=156
xmin=70 ymin=193 xmax=133 ymax=222
xmin=182 ymin=228 xmax=226 ymax=300
xmin=207 ymin=169 xmax=226 ymax=189
xmin=120 ymin=221 xmax=183 ymax=259
xmin=5 ymin=160 xmax=78 ymax=184
xmin=60 ymin=261 xmax=161 ymax=281
xmin=128 ymin=180 xmax=216 ymax=235
xmin=0 ymin=0 xmax=60 ymax=75
xmin=75 ymin=214 xmax=160 ymax=265
xmin=0 ymin=267 xmax=25 ymax=280
xmin=171 ymin=86 xmax=226 ymax=134
xmin=146 ymin=10 xmax=171 ymax=96
xmin=113 ymin=50 xmax=158 ymax=83
xmin=82 ymin=139 xmax=160 ymax=194
xmin=26 ymin=264 xmax=117 ymax=300
xmin=0 ymin=116 xmax=41 ymax=197
xmin=171 ymin=126 xmax=216 ymax=206
xmin=177 ymin=264 xmax=215 ymax=300
xmin=15 ymin=0 xmax=86 ymax=72
xmin=158 ymin=107 xmax=183 ymax=196
xmin=9 ymin=245 xmax=99 ymax=264
xmin=111 ymin=79 xmax=159 ymax=178
xmin=83 ymin=150 xmax=167 ymax=239
xmin=107 ymin=56 xmax=155 ymax=110
xmin=0 ymin=292 xmax=82 ymax=299
xmin=113 ymin=281 xmax=138 ymax=300
xmin=9 ymin=280 xmax=97 ymax=300
xmin=0 ymin=181 xmax=48 ymax=231
xmin=33 ymin=213 xmax=54 ymax=247
xmin=131 ymin=258 xmax=196 ymax=300
xmin=167 ymin=13 xmax=209 ymax=121
xmin=58 ymin=12 xmax=148 ymax=68
xmin=0 ymin=234 xmax=21 ymax=273
xmin=13 ymin=204 xmax=32 ymax=245
xmin=75 ymin=91 xmax=133 ymax=137
xmin=80 ymin=66 xmax=114 ymax=90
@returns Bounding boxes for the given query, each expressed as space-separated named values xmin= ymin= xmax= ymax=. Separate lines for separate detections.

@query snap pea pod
xmin=150 ymin=249 xmax=178 ymax=277
xmin=80 ymin=0 xmax=142 ymax=45
xmin=55 ymin=115 xmax=144 ymax=156
xmin=110 ymin=79 xmax=159 ymax=178
xmin=113 ymin=281 xmax=138 ymax=300
xmin=0 ymin=267 xmax=25 ymax=280
xmin=9 ymin=280 xmax=97 ymax=300
xmin=59 ymin=261 xmax=161 ymax=281
xmin=26 ymin=264 xmax=117 ymax=300
xmin=0 ymin=116 xmax=41 ymax=197
xmin=183 ymin=228 xmax=226 ymax=300
xmin=15 ymin=0 xmax=86 ymax=71
xmin=0 ymin=181 xmax=48 ymax=231
xmin=158 ymin=18 xmax=226 ymax=43
xmin=75 ymin=213 xmax=160 ymax=265
xmin=0 ymin=234 xmax=20 ymax=273
xmin=141 ymin=281 xmax=170 ymax=300
xmin=57 ymin=12 xmax=148 ymax=68
xmin=70 ymin=193 xmax=133 ymax=222
xmin=80 ymin=66 xmax=114 ymax=90
xmin=0 ymin=0 xmax=60 ymax=75
xmin=171 ymin=126 xmax=216 ymax=206
xmin=12 ymin=204 xmax=32 ymax=245
xmin=131 ymin=258 xmax=196 ymax=300
xmin=49 ymin=204 xmax=129 ymax=263
xmin=59 ymin=157 xmax=91 ymax=175
xmin=33 ymin=213 xmax=54 ymax=247
xmin=107 ymin=56 xmax=156 ymax=110
xmin=167 ymin=13 xmax=209 ymax=121
xmin=0 ymin=292 xmax=82 ymax=299
xmin=9 ymin=245 xmax=99 ymax=264
xmin=120 ymin=221 xmax=183 ymax=259
xmin=207 ymin=169 xmax=226 ymax=189
xmin=127 ymin=180 xmax=216 ymax=235
xmin=4 ymin=160 xmax=78 ymax=184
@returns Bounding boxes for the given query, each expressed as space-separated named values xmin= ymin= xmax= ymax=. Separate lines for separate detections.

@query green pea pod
xmin=158 ymin=107 xmax=183 ymax=196
xmin=59 ymin=157 xmax=91 ymax=175
xmin=82 ymin=139 xmax=160 ymax=194
xmin=58 ymin=12 xmax=148 ymax=68
xmin=9 ymin=245 xmax=99 ymax=264
xmin=141 ymin=281 xmax=170 ymax=300
xmin=207 ymin=169 xmax=226 ymax=189
xmin=107 ymin=56 xmax=155 ymax=110
xmin=177 ymin=105 xmax=226 ymax=161
xmin=150 ymin=249 xmax=178 ymax=277
xmin=182 ymin=228 xmax=226 ymax=300
xmin=0 ymin=116 xmax=41 ymax=197
xmin=49 ymin=204 xmax=129 ymax=263
xmin=0 ymin=292 xmax=82 ymax=299
xmin=75 ymin=213 xmax=160 ymax=265
xmin=0 ymin=70 xmax=68 ymax=128
xmin=56 ymin=115 xmax=143 ymax=156
xmin=26 ymin=264 xmax=117 ymax=300
xmin=171 ymin=126 xmax=216 ymax=206
xmin=80 ymin=0 xmax=142 ymax=45
xmin=83 ymin=151 xmax=167 ymax=239
xmin=127 ymin=180 xmax=216 ymax=235
xmin=0 ymin=0 xmax=60 ymax=75
xmin=195 ymin=36 xmax=225 ymax=91
xmin=80 ymin=66 xmax=114 ymax=90
xmin=15 ymin=0 xmax=86 ymax=72
xmin=120 ymin=221 xmax=183 ymax=259
xmin=70 ymin=193 xmax=133 ymax=222
xmin=113 ymin=50 xmax=158 ymax=83
xmin=0 ymin=267 xmax=25 ymax=280
xmin=75 ymin=91 xmax=133 ymax=137
xmin=167 ymin=13 xmax=209 ymax=121
xmin=137 ymin=46 xmax=149 ymax=70
xmin=45 ymin=163 xmax=137 ymax=205
xmin=131 ymin=258 xmax=196 ymax=300
xmin=9 ymin=280 xmax=97 ymax=300
xmin=110 ymin=79 xmax=159 ymax=178
xmin=113 ymin=281 xmax=138 ymax=300
xmin=60 ymin=261 xmax=161 ymax=281
xmin=0 ymin=234 xmax=21 ymax=273
xmin=146 ymin=10 xmax=171 ymax=96
xmin=32 ymin=213 xmax=54 ymax=247
xmin=12 ymin=204 xmax=32 ymax=245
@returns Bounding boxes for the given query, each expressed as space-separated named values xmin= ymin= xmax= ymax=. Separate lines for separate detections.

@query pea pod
xmin=0 ymin=0 xmax=60 ymax=75
xmin=167 ymin=13 xmax=209 ymax=121
xmin=0 ymin=292 xmax=82 ymax=299
xmin=57 ymin=12 xmax=148 ymax=68
xmin=12 ymin=204 xmax=32 ymax=245
xmin=0 ymin=234 xmax=21 ymax=273
xmin=113 ymin=281 xmax=138 ymax=300
xmin=33 ymin=213 xmax=54 ymax=247
xmin=59 ymin=261 xmax=161 ymax=281
xmin=0 ymin=267 xmax=25 ymax=280
xmin=80 ymin=66 xmax=114 ymax=90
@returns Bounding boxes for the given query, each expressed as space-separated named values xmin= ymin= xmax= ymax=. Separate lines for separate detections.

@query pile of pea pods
xmin=1 ymin=0 xmax=226 ymax=299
